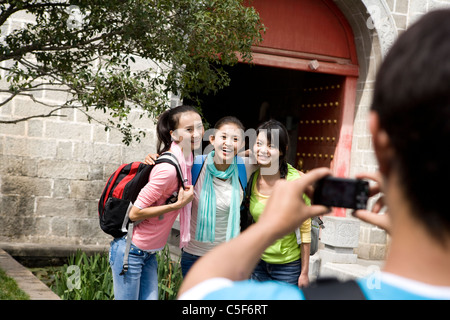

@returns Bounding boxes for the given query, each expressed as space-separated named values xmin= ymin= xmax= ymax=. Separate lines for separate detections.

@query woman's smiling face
xmin=209 ymin=123 xmax=244 ymax=164
xmin=254 ymin=130 xmax=281 ymax=168
xmin=171 ymin=111 xmax=204 ymax=152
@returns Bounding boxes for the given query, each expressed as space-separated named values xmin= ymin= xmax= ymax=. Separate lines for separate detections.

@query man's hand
xmin=352 ymin=171 xmax=391 ymax=233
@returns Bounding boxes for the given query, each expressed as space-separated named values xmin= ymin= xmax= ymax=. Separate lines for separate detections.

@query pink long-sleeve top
xmin=132 ymin=163 xmax=180 ymax=251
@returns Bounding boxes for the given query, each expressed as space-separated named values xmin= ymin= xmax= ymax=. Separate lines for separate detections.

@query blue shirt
xmin=180 ymin=272 xmax=450 ymax=300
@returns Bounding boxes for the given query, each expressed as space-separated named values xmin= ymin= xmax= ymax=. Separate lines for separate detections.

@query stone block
xmin=45 ymin=121 xmax=91 ymax=141
xmin=68 ymin=218 xmax=103 ymax=241
xmin=37 ymin=159 xmax=90 ymax=180
xmin=56 ymin=141 xmax=73 ymax=160
xmin=4 ymin=136 xmax=57 ymax=158
xmin=73 ymin=142 xmax=121 ymax=164
xmin=52 ymin=179 xmax=71 ymax=198
xmin=369 ymin=227 xmax=387 ymax=244
xmin=51 ymin=217 xmax=68 ymax=237
xmin=36 ymin=198 xmax=88 ymax=218
xmin=1 ymin=175 xmax=52 ymax=197
xmin=308 ymin=252 xmax=321 ymax=282
xmin=320 ymin=246 xmax=358 ymax=264
xmin=318 ymin=216 xmax=360 ymax=265
xmin=27 ymin=119 xmax=44 ymax=137
xmin=88 ymin=164 xmax=104 ymax=180
xmin=321 ymin=216 xmax=360 ymax=248
xmin=0 ymin=121 xmax=25 ymax=136
xmin=70 ymin=180 xmax=104 ymax=200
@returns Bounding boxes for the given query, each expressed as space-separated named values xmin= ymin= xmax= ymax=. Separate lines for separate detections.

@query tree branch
xmin=1 ymin=27 xmax=124 ymax=62
xmin=0 ymin=105 xmax=67 ymax=124
xmin=0 ymin=3 xmax=17 ymax=27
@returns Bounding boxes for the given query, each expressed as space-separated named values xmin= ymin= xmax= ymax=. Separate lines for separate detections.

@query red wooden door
xmin=295 ymin=76 xmax=344 ymax=173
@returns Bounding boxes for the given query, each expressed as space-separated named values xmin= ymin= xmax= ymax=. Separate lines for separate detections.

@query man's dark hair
xmin=371 ymin=9 xmax=450 ymax=243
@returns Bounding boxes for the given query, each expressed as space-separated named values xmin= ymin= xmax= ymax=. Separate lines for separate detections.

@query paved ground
xmin=0 ymin=248 xmax=60 ymax=300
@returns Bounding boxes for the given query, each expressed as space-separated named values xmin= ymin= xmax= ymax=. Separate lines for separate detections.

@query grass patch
xmin=52 ymin=250 xmax=114 ymax=300
xmin=49 ymin=245 xmax=182 ymax=300
xmin=0 ymin=268 xmax=30 ymax=300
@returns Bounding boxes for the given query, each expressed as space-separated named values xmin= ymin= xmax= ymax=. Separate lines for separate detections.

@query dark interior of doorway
xmin=185 ymin=63 xmax=344 ymax=164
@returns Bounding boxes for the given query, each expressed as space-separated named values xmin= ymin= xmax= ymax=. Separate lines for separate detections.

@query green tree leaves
xmin=0 ymin=0 xmax=264 ymax=144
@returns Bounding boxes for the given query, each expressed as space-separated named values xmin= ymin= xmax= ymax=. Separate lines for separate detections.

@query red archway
xmin=247 ymin=0 xmax=359 ymax=216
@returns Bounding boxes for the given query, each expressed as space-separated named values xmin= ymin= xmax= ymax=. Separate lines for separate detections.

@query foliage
xmin=0 ymin=267 xmax=30 ymax=300
xmin=0 ymin=0 xmax=264 ymax=144
xmin=52 ymin=246 xmax=182 ymax=300
xmin=52 ymin=250 xmax=114 ymax=300
xmin=157 ymin=245 xmax=183 ymax=300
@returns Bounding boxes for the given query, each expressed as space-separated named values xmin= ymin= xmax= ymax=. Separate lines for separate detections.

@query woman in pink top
xmin=109 ymin=105 xmax=204 ymax=300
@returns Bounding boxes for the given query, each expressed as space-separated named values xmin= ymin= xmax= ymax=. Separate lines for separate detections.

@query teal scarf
xmin=195 ymin=151 xmax=241 ymax=243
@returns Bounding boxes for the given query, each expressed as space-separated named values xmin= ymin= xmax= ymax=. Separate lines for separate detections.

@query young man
xmin=178 ymin=9 xmax=450 ymax=300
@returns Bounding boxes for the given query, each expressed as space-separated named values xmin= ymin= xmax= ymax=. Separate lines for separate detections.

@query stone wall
xmin=0 ymin=95 xmax=159 ymax=246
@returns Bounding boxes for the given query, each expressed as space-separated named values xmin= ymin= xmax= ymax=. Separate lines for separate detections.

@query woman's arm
xmin=178 ymin=167 xmax=331 ymax=297
xmin=298 ymin=242 xmax=310 ymax=287
xmin=297 ymin=215 xmax=311 ymax=287
xmin=129 ymin=185 xmax=194 ymax=221
xmin=129 ymin=162 xmax=193 ymax=221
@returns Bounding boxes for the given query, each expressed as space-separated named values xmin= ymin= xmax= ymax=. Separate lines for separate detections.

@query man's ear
xmin=369 ymin=111 xmax=394 ymax=176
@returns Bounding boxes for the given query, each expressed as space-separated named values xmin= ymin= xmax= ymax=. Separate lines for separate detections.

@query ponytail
xmin=156 ymin=109 xmax=172 ymax=154
xmin=156 ymin=105 xmax=200 ymax=154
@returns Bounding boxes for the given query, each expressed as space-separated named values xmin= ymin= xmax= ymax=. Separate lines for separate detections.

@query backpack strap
xmin=156 ymin=152 xmax=186 ymax=189
xmin=192 ymin=154 xmax=247 ymax=190
xmin=120 ymin=204 xmax=134 ymax=276
xmin=192 ymin=154 xmax=207 ymax=186
xmin=235 ymin=156 xmax=247 ymax=191
xmin=302 ymin=277 xmax=366 ymax=300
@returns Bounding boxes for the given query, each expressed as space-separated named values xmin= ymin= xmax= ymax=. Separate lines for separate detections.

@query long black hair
xmin=156 ymin=105 xmax=200 ymax=154
xmin=256 ymin=119 xmax=290 ymax=179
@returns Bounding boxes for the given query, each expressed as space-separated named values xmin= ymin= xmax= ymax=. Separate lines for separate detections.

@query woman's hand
xmin=144 ymin=153 xmax=159 ymax=165
xmin=172 ymin=185 xmax=194 ymax=209
xmin=298 ymin=273 xmax=309 ymax=288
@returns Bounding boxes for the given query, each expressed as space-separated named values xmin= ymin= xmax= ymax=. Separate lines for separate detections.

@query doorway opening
xmin=186 ymin=62 xmax=345 ymax=172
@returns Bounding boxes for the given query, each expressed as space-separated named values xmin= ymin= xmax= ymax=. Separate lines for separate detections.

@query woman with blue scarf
xmin=180 ymin=116 xmax=255 ymax=277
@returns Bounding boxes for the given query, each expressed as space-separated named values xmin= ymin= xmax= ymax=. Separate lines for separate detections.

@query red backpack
xmin=98 ymin=152 xmax=185 ymax=238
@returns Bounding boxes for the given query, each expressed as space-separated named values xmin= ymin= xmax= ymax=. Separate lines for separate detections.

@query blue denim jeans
xmin=109 ymin=237 xmax=158 ymax=300
xmin=180 ymin=250 xmax=201 ymax=278
xmin=251 ymin=258 xmax=301 ymax=286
